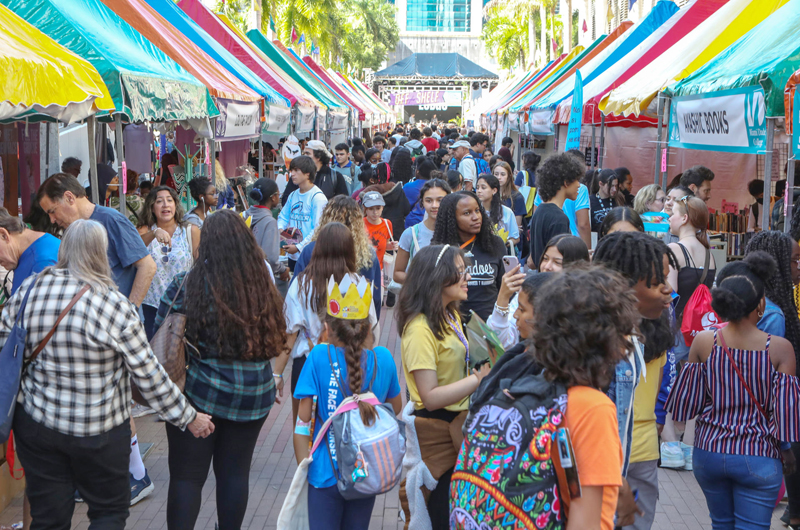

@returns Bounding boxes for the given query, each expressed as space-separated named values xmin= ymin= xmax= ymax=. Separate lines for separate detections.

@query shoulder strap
xmin=698 ymin=248 xmax=711 ymax=286
xmin=27 ymin=284 xmax=90 ymax=366
xmin=717 ymin=331 xmax=769 ymax=420
xmin=677 ymin=243 xmax=693 ymax=267
xmin=185 ymin=226 xmax=194 ymax=265
xmin=383 ymin=219 xmax=394 ymax=242
xmin=14 ymin=277 xmax=38 ymax=329
xmin=164 ymin=273 xmax=190 ymax=321
xmin=310 ymin=392 xmax=382 ymax=457
xmin=411 ymin=224 xmax=421 ymax=253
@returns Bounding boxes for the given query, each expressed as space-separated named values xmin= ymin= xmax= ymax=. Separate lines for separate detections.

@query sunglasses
xmin=160 ymin=245 xmax=170 ymax=264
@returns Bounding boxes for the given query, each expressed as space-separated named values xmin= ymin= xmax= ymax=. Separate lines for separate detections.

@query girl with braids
xmin=276 ymin=222 xmax=379 ymax=425
xmin=155 ymin=210 xmax=286 ymax=530
xmin=744 ymin=231 xmax=800 ymax=529
xmin=432 ymin=191 xmax=505 ymax=321
xmin=593 ymin=231 xmax=679 ymax=530
xmin=396 ymin=244 xmax=491 ymax=530
xmin=293 ymin=195 xmax=382 ymax=318
xmin=293 ymin=274 xmax=401 ymax=529
xmin=476 ymin=173 xmax=519 ymax=247
xmin=667 ymin=252 xmax=799 ymax=530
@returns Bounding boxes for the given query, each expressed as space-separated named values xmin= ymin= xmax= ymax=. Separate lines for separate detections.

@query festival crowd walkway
xmin=0 ymin=307 xmax=789 ymax=529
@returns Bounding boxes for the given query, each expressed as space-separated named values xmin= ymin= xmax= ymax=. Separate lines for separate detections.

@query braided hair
xmin=745 ymin=231 xmax=800 ymax=359
xmin=325 ymin=314 xmax=377 ymax=426
xmin=477 ymin=173 xmax=503 ymax=225
xmin=431 ymin=191 xmax=505 ymax=257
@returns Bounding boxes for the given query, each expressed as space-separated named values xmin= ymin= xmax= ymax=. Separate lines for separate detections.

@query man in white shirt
xmin=453 ymin=140 xmax=476 ymax=192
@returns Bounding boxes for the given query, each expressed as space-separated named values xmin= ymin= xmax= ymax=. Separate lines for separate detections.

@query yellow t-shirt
xmin=401 ymin=313 xmax=469 ymax=412
xmin=629 ymin=355 xmax=667 ymax=463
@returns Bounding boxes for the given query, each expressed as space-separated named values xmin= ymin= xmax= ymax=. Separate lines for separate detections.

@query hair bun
xmin=249 ymin=187 xmax=263 ymax=201
xmin=710 ymin=286 xmax=747 ymax=321
xmin=743 ymin=250 xmax=777 ymax=281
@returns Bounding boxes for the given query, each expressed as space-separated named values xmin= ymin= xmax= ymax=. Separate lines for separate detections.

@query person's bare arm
xmin=388 ymin=394 xmax=403 ymax=415
xmin=293 ymin=397 xmax=313 ymax=464
xmin=768 ymin=336 xmax=796 ymax=376
xmin=576 ymin=209 xmax=591 ymax=248
xmin=393 ymin=249 xmax=410 ymax=284
xmin=566 ymin=486 xmax=605 ymax=530
xmin=412 ymin=366 xmax=489 ymax=411
xmin=128 ymin=255 xmax=156 ymax=307
xmin=191 ymin=225 xmax=201 ymax=258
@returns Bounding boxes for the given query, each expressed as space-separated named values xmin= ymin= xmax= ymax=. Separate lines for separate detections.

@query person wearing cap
xmin=453 ymin=140 xmax=476 ymax=192
xmin=362 ymin=191 xmax=399 ymax=271
xmin=282 ymin=140 xmax=348 ymax=200
xmin=246 ymin=178 xmax=290 ymax=288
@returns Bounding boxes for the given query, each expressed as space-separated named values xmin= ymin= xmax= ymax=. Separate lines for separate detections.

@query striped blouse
xmin=666 ymin=332 xmax=800 ymax=459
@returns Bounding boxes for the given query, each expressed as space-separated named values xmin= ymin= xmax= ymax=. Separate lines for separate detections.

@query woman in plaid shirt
xmin=5 ymin=220 xmax=214 ymax=530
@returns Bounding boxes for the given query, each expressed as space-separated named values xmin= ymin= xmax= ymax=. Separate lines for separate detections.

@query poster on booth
xmin=215 ymin=99 xmax=260 ymax=140
xmin=564 ymin=70 xmax=583 ymax=151
xmin=668 ymin=86 xmax=767 ymax=154
xmin=328 ymin=111 xmax=348 ymax=131
xmin=263 ymin=105 xmax=291 ymax=135
xmin=528 ymin=109 xmax=555 ymax=135
xmin=296 ymin=106 xmax=316 ymax=133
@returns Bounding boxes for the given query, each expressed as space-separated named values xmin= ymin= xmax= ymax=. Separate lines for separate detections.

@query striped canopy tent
xmin=0 ymin=2 xmax=112 ymax=122
xmin=601 ymin=0 xmax=790 ymax=121
xmin=527 ymin=0 xmax=679 ymax=120
xmin=3 ymin=0 xmax=216 ymax=123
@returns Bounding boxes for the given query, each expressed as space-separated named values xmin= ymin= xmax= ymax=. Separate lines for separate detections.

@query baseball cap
xmin=306 ymin=139 xmax=332 ymax=158
xmin=451 ymin=140 xmax=471 ymax=149
xmin=362 ymin=191 xmax=385 ymax=208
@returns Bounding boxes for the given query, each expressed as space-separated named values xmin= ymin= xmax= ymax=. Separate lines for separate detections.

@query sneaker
xmin=74 ymin=489 xmax=83 ymax=503
xmin=659 ymin=441 xmax=685 ymax=469
xmin=681 ymin=442 xmax=693 ymax=471
xmin=781 ymin=507 xmax=790 ymax=526
xmin=130 ymin=473 xmax=154 ymax=506
xmin=386 ymin=291 xmax=396 ymax=308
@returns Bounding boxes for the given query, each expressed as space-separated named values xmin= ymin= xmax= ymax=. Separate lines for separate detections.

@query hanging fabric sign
xmin=296 ymin=106 xmax=316 ymax=133
xmin=263 ymin=105 xmax=291 ymax=135
xmin=668 ymin=86 xmax=767 ymax=154
xmin=507 ymin=112 xmax=520 ymax=131
xmin=564 ymin=70 xmax=583 ymax=151
xmin=328 ymin=111 xmax=349 ymax=131
xmin=215 ymin=99 xmax=260 ymax=141
xmin=528 ymin=109 xmax=555 ymax=135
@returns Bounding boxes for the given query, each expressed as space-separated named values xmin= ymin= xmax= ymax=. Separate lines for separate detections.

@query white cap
xmin=451 ymin=140 xmax=471 ymax=149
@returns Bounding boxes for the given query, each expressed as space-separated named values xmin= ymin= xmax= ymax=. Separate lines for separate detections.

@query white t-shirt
xmin=284 ymin=274 xmax=378 ymax=359
xmin=398 ymin=222 xmax=435 ymax=258
xmin=497 ymin=205 xmax=520 ymax=242
xmin=459 ymin=155 xmax=478 ymax=187
xmin=276 ymin=185 xmax=328 ymax=260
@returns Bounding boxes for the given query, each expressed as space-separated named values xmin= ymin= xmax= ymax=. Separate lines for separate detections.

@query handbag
xmin=131 ymin=274 xmax=191 ymax=407
xmin=0 ymin=280 xmax=89 ymax=442
xmin=277 ymin=396 xmax=319 ymax=529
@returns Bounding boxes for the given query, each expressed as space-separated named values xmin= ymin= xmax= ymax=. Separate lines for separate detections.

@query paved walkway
xmin=0 ymin=307 xmax=790 ymax=529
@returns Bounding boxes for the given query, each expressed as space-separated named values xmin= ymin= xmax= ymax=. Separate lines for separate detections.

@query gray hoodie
xmin=247 ymin=205 xmax=286 ymax=276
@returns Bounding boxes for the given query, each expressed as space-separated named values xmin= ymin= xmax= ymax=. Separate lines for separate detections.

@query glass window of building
xmin=406 ymin=0 xmax=471 ymax=32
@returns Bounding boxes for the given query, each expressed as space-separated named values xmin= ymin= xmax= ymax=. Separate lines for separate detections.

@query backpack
xmin=450 ymin=370 xmax=568 ymax=529
xmin=317 ymin=345 xmax=406 ymax=500
xmin=408 ymin=144 xmax=424 ymax=161
xmin=518 ymin=170 xmax=537 ymax=218
xmin=679 ymin=247 xmax=718 ymax=347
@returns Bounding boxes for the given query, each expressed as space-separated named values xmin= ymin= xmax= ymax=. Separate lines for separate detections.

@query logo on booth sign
xmin=745 ymin=90 xmax=765 ymax=128
xmin=701 ymin=312 xmax=718 ymax=330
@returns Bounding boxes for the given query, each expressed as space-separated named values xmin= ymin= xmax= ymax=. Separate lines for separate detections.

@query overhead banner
xmin=389 ymin=91 xmax=461 ymax=107
xmin=215 ymin=99 xmax=260 ymax=140
xmin=528 ymin=109 xmax=555 ymax=136
xmin=263 ymin=104 xmax=291 ymax=135
xmin=668 ymin=86 xmax=767 ymax=154
xmin=295 ymin=105 xmax=316 ymax=133
xmin=508 ymin=112 xmax=520 ymax=131
xmin=564 ymin=70 xmax=583 ymax=151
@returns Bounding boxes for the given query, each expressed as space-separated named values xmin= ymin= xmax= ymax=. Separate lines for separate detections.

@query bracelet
xmin=494 ymin=303 xmax=510 ymax=316
xmin=273 ymin=373 xmax=283 ymax=379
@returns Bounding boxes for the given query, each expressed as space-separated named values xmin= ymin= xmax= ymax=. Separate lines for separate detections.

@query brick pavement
xmin=0 ymin=307 xmax=790 ymax=529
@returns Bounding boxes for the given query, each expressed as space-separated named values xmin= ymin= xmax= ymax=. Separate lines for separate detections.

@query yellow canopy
xmin=0 ymin=2 xmax=113 ymax=122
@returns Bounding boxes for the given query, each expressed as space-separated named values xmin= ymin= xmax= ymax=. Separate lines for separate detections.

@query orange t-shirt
xmin=364 ymin=218 xmax=393 ymax=268
xmin=554 ymin=385 xmax=623 ymax=530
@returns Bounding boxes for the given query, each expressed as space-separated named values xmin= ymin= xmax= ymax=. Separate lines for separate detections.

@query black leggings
xmin=165 ymin=413 xmax=268 ymax=530
xmin=786 ymin=443 xmax=800 ymax=519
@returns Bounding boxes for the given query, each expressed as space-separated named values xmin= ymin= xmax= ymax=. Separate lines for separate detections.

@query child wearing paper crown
xmin=293 ymin=273 xmax=402 ymax=530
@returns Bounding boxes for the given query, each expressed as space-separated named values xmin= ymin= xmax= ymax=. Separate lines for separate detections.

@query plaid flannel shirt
xmin=2 ymin=270 xmax=195 ymax=437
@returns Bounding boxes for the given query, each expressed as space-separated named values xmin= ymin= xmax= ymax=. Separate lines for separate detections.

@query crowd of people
xmin=2 ymin=119 xmax=800 ymax=530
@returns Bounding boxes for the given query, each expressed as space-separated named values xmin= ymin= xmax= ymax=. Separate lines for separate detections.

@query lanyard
xmin=446 ymin=313 xmax=470 ymax=372
xmin=460 ymin=236 xmax=476 ymax=249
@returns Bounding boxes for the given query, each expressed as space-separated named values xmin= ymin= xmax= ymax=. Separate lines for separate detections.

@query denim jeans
xmin=307 ymin=484 xmax=375 ymax=530
xmin=693 ymin=448 xmax=782 ymax=530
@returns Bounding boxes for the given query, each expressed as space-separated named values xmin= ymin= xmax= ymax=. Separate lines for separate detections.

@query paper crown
xmin=327 ymin=274 xmax=372 ymax=320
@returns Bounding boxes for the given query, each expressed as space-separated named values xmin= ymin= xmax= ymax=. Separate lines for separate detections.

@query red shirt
xmin=421 ymin=137 xmax=440 ymax=153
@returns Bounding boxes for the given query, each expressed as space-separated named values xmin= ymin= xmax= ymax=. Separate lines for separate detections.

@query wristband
xmin=294 ymin=417 xmax=311 ymax=436
xmin=494 ymin=303 xmax=510 ymax=316
xmin=273 ymin=373 xmax=283 ymax=379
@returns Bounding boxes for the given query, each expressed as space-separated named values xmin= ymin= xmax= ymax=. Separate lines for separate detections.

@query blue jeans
xmin=307 ymin=484 xmax=375 ymax=530
xmin=693 ymin=448 xmax=782 ymax=530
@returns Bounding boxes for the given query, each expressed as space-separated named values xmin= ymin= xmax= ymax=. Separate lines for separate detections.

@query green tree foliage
xmin=215 ymin=0 xmax=250 ymax=34
xmin=482 ymin=9 xmax=528 ymax=71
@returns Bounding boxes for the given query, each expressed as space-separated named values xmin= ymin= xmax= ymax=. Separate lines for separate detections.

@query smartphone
xmin=502 ymin=256 xmax=519 ymax=273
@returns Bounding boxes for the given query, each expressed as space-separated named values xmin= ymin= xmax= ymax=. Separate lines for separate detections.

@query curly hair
xmin=431 ymin=191 xmax=505 ymax=257
xmin=137 ymin=186 xmax=186 ymax=229
xmin=712 ymin=251 xmax=775 ymax=322
xmin=593 ymin=231 xmax=678 ymax=288
xmin=300 ymin=223 xmax=357 ymax=315
xmin=326 ymin=315 xmax=377 ymax=425
xmin=185 ymin=210 xmax=286 ymax=360
xmin=745 ymin=232 xmax=800 ymax=359
xmin=476 ymin=174 xmax=503 ymax=225
xmin=535 ymin=153 xmax=583 ymax=202
xmin=310 ymin=195 xmax=374 ymax=271
xmin=188 ymin=177 xmax=213 ymax=202
xmin=532 ymin=264 xmax=640 ymax=389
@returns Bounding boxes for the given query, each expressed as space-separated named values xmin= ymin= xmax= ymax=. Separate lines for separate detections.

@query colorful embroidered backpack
xmin=450 ymin=372 xmax=568 ymax=530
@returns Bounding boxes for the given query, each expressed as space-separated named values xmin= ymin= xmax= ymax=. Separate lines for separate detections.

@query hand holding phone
xmin=502 ymin=256 xmax=519 ymax=274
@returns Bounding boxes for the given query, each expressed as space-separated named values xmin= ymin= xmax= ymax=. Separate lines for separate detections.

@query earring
xmin=758 ymin=310 xmax=764 ymax=319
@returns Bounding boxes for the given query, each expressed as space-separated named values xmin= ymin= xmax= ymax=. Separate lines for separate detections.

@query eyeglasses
xmin=456 ymin=268 xmax=471 ymax=280
xmin=160 ymin=245 xmax=170 ymax=264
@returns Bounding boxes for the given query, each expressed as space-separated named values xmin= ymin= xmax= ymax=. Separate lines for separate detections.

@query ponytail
xmin=326 ymin=315 xmax=377 ymax=426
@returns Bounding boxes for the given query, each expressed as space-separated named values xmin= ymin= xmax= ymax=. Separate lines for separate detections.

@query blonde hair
xmin=310 ymin=196 xmax=374 ymax=271
xmin=214 ymin=159 xmax=228 ymax=191
xmin=53 ymin=219 xmax=116 ymax=292
xmin=633 ymin=184 xmax=662 ymax=215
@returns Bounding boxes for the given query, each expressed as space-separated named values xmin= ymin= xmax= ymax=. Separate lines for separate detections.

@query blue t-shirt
xmin=294 ymin=344 xmax=401 ymax=488
xmin=403 ymin=179 xmax=428 ymax=229
xmin=534 ymin=183 xmax=590 ymax=237
xmin=758 ymin=297 xmax=785 ymax=337
xmin=11 ymin=233 xmax=60 ymax=295
xmin=89 ymin=205 xmax=149 ymax=297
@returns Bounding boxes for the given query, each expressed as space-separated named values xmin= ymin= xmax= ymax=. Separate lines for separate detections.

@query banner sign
xmin=328 ymin=111 xmax=349 ymax=131
xmin=263 ymin=104 xmax=291 ymax=135
xmin=794 ymin=87 xmax=800 ymax=155
xmin=528 ymin=109 xmax=555 ymax=135
xmin=668 ymin=86 xmax=767 ymax=154
xmin=389 ymin=91 xmax=461 ymax=107
xmin=316 ymin=108 xmax=327 ymax=133
xmin=295 ymin=105 xmax=316 ymax=133
xmin=508 ymin=112 xmax=520 ymax=131
xmin=564 ymin=70 xmax=583 ymax=151
xmin=215 ymin=99 xmax=260 ymax=140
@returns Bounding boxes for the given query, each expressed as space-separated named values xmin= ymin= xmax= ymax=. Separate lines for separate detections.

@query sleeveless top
xmin=675 ymin=242 xmax=715 ymax=319
xmin=143 ymin=225 xmax=193 ymax=308
xmin=667 ymin=331 xmax=800 ymax=459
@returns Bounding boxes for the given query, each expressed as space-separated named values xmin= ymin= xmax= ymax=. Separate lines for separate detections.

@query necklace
xmin=460 ymin=236 xmax=476 ymax=257
xmin=446 ymin=313 xmax=470 ymax=372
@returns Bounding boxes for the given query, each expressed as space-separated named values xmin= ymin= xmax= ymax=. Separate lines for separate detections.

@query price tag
xmin=661 ymin=148 xmax=667 ymax=173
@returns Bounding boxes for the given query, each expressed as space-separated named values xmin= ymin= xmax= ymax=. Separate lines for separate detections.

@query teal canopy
xmin=2 ymin=0 xmax=218 ymax=122
xmin=666 ymin=0 xmax=800 ymax=117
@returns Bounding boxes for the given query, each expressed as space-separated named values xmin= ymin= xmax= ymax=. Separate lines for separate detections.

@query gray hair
xmin=633 ymin=184 xmax=663 ymax=215
xmin=0 ymin=207 xmax=25 ymax=234
xmin=61 ymin=157 xmax=82 ymax=173
xmin=55 ymin=219 xmax=116 ymax=292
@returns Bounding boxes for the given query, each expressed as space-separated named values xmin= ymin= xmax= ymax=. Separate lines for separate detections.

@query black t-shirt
xmin=462 ymin=236 xmax=505 ymax=322
xmin=590 ymin=195 xmax=616 ymax=232
xmin=529 ymin=203 xmax=570 ymax=268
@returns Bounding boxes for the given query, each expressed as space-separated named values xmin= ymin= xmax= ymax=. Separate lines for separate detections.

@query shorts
xmin=290 ymin=355 xmax=307 ymax=395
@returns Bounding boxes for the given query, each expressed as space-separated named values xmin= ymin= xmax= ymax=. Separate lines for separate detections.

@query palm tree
xmin=484 ymin=0 xmax=539 ymax=67
xmin=482 ymin=9 xmax=528 ymax=70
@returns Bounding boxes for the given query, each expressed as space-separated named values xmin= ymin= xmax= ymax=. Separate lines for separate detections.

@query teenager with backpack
xmin=396 ymin=244 xmax=491 ymax=530
xmin=667 ymin=252 xmax=799 ymax=530
xmin=393 ymin=179 xmax=451 ymax=287
xmin=293 ymin=273 xmax=402 ymax=530
xmin=453 ymin=265 xmax=638 ymax=530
